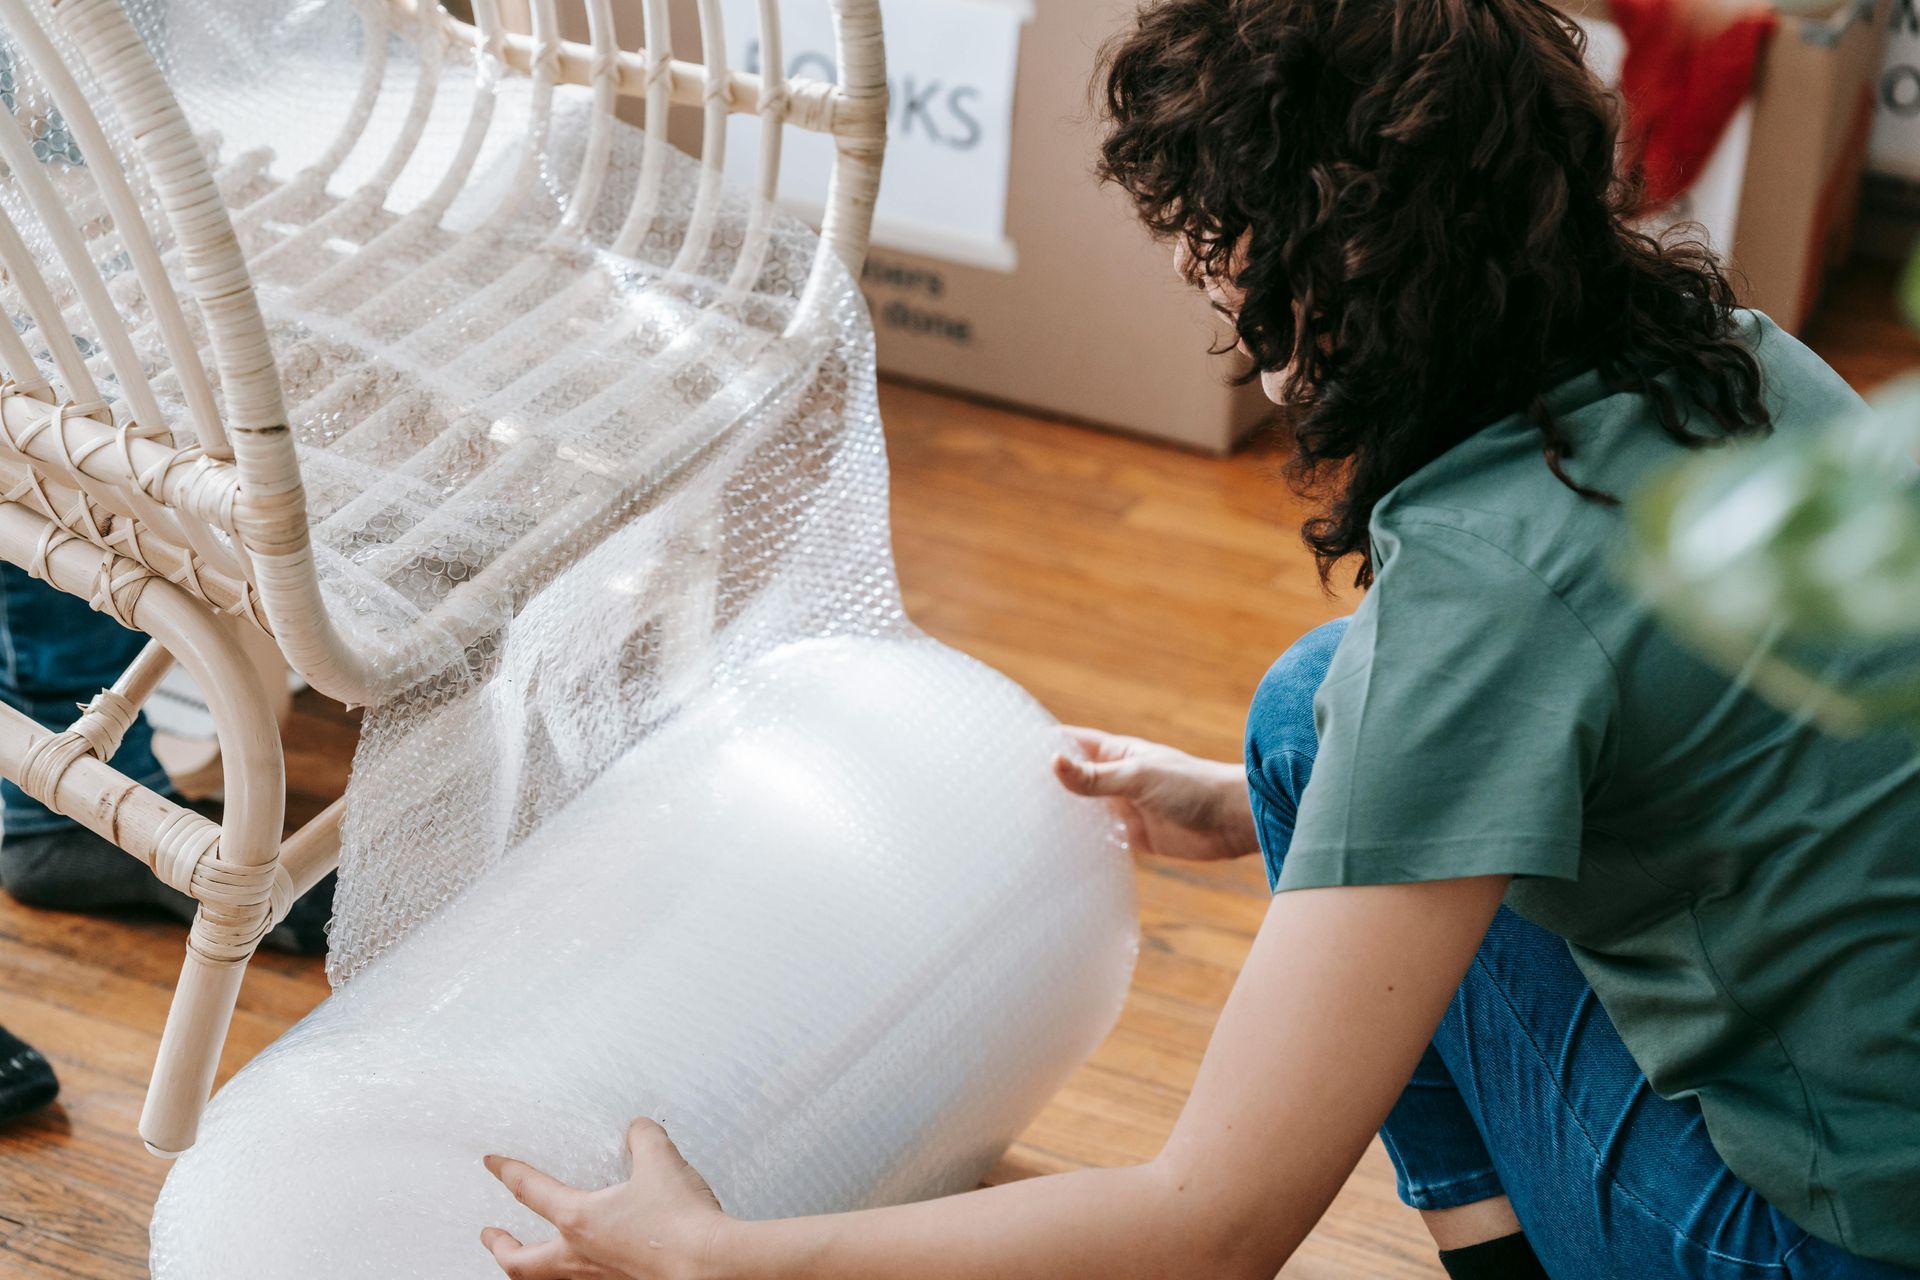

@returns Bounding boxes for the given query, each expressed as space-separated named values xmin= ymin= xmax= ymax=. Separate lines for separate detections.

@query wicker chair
xmin=0 ymin=0 xmax=884 ymax=1156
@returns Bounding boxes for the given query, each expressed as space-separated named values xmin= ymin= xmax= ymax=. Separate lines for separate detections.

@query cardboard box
xmin=1733 ymin=0 xmax=1890 ymax=328
xmin=1577 ymin=0 xmax=1890 ymax=331
xmin=1860 ymin=0 xmax=1920 ymax=260
xmin=842 ymin=0 xmax=1272 ymax=454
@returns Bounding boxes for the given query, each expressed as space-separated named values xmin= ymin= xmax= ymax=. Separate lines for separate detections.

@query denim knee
xmin=1244 ymin=618 xmax=1349 ymax=888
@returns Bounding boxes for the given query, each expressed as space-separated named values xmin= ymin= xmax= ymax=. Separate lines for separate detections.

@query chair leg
xmin=141 ymin=793 xmax=339 ymax=1153
xmin=128 ymin=598 xmax=287 ymax=1157
xmin=140 ymin=951 xmax=249 ymax=1156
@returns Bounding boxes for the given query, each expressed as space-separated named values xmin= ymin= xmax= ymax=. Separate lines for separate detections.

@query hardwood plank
xmin=0 ymin=257 xmax=1911 ymax=1278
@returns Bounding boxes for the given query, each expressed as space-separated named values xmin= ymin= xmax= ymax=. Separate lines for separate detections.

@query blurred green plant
xmin=1629 ymin=375 xmax=1920 ymax=734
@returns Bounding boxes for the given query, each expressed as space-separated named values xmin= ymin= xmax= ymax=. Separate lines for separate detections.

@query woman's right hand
xmin=1051 ymin=727 xmax=1259 ymax=862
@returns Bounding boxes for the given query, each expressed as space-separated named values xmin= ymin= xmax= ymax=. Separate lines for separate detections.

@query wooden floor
xmin=0 ymin=259 xmax=1910 ymax=1278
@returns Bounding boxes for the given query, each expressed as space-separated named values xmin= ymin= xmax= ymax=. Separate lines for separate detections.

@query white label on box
xmin=1870 ymin=0 xmax=1920 ymax=181
xmin=720 ymin=0 xmax=1026 ymax=271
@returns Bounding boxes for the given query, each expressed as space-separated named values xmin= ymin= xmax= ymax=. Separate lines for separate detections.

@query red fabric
xmin=1611 ymin=0 xmax=1777 ymax=213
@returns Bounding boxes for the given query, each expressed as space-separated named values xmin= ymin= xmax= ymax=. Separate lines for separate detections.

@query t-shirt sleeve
xmin=1278 ymin=519 xmax=1617 ymax=892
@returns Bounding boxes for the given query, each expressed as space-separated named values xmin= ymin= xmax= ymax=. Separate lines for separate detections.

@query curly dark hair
xmin=1097 ymin=0 xmax=1769 ymax=587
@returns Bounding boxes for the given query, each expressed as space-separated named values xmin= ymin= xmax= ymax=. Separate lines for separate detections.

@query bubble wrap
xmin=151 ymin=637 xmax=1137 ymax=1277
xmin=0 ymin=0 xmax=1138 ymax=1268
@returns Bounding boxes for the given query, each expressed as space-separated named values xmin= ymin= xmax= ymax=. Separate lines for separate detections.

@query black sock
xmin=0 ymin=1025 xmax=58 ymax=1123
xmin=1439 ymin=1232 xmax=1550 ymax=1280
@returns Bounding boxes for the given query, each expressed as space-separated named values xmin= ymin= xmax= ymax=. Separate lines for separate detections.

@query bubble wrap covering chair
xmin=0 ymin=0 xmax=888 ymax=1156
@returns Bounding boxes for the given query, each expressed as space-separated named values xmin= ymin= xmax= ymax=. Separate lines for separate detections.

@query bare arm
xmin=484 ymin=873 xmax=1510 ymax=1280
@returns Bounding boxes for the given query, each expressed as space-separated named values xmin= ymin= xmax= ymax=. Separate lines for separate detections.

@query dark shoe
xmin=1 ymin=824 xmax=335 ymax=956
xmin=0 ymin=1025 xmax=58 ymax=1123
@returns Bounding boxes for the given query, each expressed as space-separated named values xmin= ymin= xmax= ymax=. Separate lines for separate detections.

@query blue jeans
xmin=0 ymin=565 xmax=168 ymax=836
xmin=1244 ymin=619 xmax=1918 ymax=1280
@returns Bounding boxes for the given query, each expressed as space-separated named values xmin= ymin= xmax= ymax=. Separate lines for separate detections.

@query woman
xmin=480 ymin=0 xmax=1920 ymax=1275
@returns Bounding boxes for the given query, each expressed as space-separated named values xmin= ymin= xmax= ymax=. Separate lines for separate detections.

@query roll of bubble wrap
xmin=149 ymin=636 xmax=1138 ymax=1278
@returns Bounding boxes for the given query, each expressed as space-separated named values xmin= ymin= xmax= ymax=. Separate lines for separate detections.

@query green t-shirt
xmin=1281 ymin=312 xmax=1920 ymax=1266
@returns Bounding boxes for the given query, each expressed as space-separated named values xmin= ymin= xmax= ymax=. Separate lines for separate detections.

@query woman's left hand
xmin=482 ymin=1118 xmax=730 ymax=1279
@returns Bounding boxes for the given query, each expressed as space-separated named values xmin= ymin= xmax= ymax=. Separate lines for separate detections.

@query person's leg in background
xmin=0 ymin=563 xmax=185 ymax=910
xmin=1242 ymin=620 xmax=1915 ymax=1280
xmin=0 ymin=565 xmax=332 ymax=951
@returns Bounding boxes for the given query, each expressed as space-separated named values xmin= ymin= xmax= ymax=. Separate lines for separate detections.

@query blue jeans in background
xmin=0 ymin=564 xmax=169 ymax=836
xmin=1244 ymin=618 xmax=1917 ymax=1280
